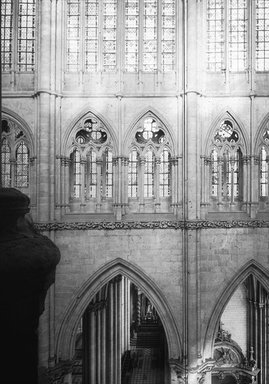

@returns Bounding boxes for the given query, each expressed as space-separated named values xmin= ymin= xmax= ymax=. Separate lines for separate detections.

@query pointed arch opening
xmin=56 ymin=259 xmax=182 ymax=381
xmin=203 ymin=260 xmax=269 ymax=384
xmin=202 ymin=111 xmax=249 ymax=217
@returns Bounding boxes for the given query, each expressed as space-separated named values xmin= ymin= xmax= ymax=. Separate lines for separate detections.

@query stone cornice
xmin=34 ymin=219 xmax=269 ymax=231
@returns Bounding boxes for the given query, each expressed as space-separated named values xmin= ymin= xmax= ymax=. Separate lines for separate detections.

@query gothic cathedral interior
xmin=1 ymin=1 xmax=269 ymax=383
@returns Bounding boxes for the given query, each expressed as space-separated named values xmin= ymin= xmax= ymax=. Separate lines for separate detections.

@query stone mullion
xmin=55 ymin=156 xmax=61 ymax=218
xmin=29 ymin=157 xmax=36 ymax=208
xmin=126 ymin=278 xmax=131 ymax=350
xmin=123 ymin=157 xmax=129 ymax=209
xmin=177 ymin=157 xmax=182 ymax=217
xmin=60 ymin=158 xmax=65 ymax=216
xmin=258 ymin=288 xmax=265 ymax=384
xmin=155 ymin=157 xmax=160 ymax=211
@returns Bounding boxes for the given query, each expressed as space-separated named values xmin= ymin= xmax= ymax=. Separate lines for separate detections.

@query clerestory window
xmin=66 ymin=0 xmax=176 ymax=73
xmin=207 ymin=0 xmax=269 ymax=72
xmin=1 ymin=0 xmax=36 ymax=72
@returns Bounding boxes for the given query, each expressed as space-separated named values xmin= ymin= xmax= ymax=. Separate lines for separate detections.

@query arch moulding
xmin=203 ymin=259 xmax=269 ymax=360
xmin=55 ymin=258 xmax=182 ymax=362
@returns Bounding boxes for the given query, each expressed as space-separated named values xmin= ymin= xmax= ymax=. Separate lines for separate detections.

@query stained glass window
xmin=1 ymin=139 xmax=11 ymax=187
xmin=67 ymin=0 xmax=80 ymax=72
xmin=256 ymin=0 xmax=269 ymax=71
xmin=229 ymin=0 xmax=247 ymax=72
xmin=1 ymin=0 xmax=36 ymax=72
xmin=15 ymin=141 xmax=29 ymax=188
xmin=159 ymin=148 xmax=171 ymax=197
xmin=222 ymin=150 xmax=241 ymax=198
xmin=144 ymin=150 xmax=155 ymax=197
xmin=207 ymin=0 xmax=224 ymax=71
xmin=1 ymin=0 xmax=13 ymax=71
xmin=128 ymin=149 xmax=138 ymax=197
xmin=143 ymin=0 xmax=158 ymax=72
xmin=103 ymin=0 xmax=117 ymax=72
xmin=17 ymin=0 xmax=36 ymax=71
xmin=260 ymin=146 xmax=268 ymax=197
xmin=161 ymin=0 xmax=175 ymax=72
xmin=85 ymin=0 xmax=98 ymax=72
xmin=207 ymin=0 xmax=248 ymax=72
xmin=125 ymin=0 xmax=139 ymax=72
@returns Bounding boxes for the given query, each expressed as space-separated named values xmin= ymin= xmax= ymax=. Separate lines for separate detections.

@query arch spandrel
xmin=203 ymin=259 xmax=269 ymax=360
xmin=56 ymin=258 xmax=182 ymax=362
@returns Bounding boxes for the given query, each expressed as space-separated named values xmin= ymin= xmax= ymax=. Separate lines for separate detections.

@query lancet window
xmin=1 ymin=118 xmax=31 ymax=192
xmin=208 ymin=119 xmax=245 ymax=208
xmin=68 ymin=115 xmax=113 ymax=212
xmin=1 ymin=0 xmax=36 ymax=72
xmin=127 ymin=115 xmax=172 ymax=212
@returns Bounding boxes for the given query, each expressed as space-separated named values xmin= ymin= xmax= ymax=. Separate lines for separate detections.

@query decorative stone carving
xmin=35 ymin=219 xmax=269 ymax=232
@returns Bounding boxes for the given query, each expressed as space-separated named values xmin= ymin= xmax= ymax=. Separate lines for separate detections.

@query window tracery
xmin=68 ymin=114 xmax=114 ymax=212
xmin=128 ymin=114 xmax=172 ymax=212
xmin=1 ymin=117 xmax=31 ymax=192
xmin=208 ymin=119 xmax=245 ymax=208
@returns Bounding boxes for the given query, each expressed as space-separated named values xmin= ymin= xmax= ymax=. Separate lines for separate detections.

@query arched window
xmin=15 ymin=141 xmax=30 ymax=188
xmin=1 ymin=0 xmax=36 ymax=72
xmin=127 ymin=114 xmax=172 ymax=213
xmin=68 ymin=114 xmax=114 ymax=212
xmin=208 ymin=119 xmax=245 ymax=209
xmin=1 ymin=118 xmax=31 ymax=193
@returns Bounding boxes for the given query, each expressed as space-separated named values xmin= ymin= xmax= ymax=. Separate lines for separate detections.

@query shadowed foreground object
xmin=0 ymin=188 xmax=60 ymax=384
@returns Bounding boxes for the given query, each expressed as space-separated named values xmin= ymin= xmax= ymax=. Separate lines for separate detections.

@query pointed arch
xmin=203 ymin=260 xmax=269 ymax=359
xmin=204 ymin=109 xmax=249 ymax=155
xmin=62 ymin=106 xmax=119 ymax=155
xmin=123 ymin=107 xmax=176 ymax=154
xmin=56 ymin=258 xmax=182 ymax=362
xmin=254 ymin=112 xmax=269 ymax=154
xmin=1 ymin=107 xmax=35 ymax=156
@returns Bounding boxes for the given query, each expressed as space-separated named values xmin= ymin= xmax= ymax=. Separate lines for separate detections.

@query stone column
xmin=107 ymin=282 xmax=114 ymax=383
xmin=217 ymin=157 xmax=223 ymax=206
xmin=80 ymin=159 xmax=86 ymax=208
xmin=64 ymin=158 xmax=70 ymax=212
xmin=90 ymin=309 xmax=97 ymax=383
xmin=101 ymin=303 xmax=106 ymax=384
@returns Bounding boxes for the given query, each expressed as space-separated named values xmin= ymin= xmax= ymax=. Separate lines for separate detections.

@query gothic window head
xmin=208 ymin=117 xmax=245 ymax=206
xmin=68 ymin=113 xmax=114 ymax=211
xmin=127 ymin=113 xmax=172 ymax=210
xmin=1 ymin=117 xmax=31 ymax=192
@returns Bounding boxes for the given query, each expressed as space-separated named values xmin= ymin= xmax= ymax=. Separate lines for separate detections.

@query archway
xmin=203 ymin=260 xmax=269 ymax=384
xmin=56 ymin=258 xmax=182 ymax=382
